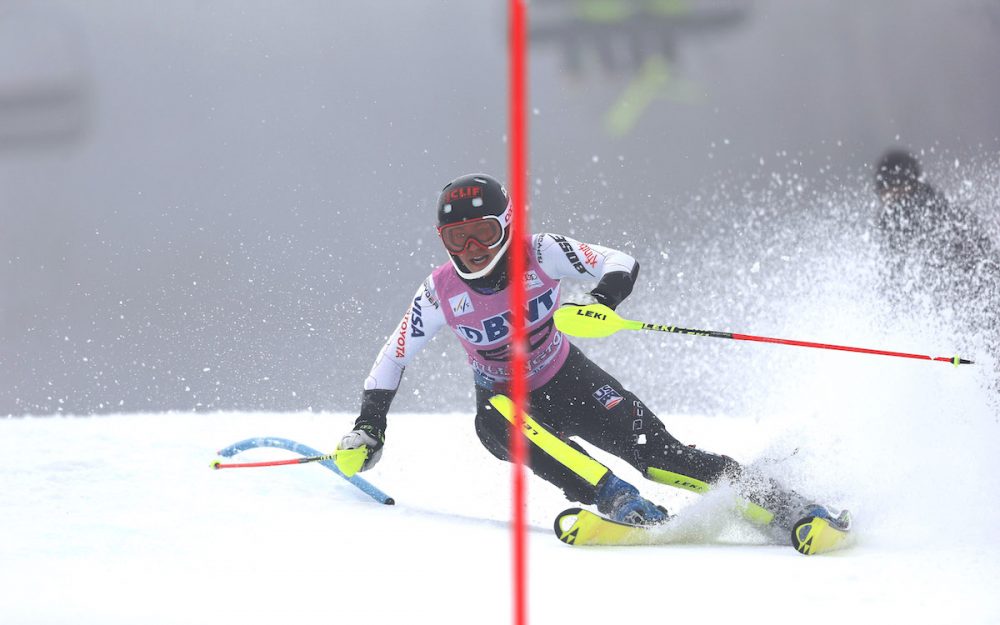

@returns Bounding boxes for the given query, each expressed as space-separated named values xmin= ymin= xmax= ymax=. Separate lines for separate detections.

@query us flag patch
xmin=593 ymin=385 xmax=624 ymax=410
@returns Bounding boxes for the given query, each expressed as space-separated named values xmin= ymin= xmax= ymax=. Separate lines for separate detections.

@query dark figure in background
xmin=874 ymin=149 xmax=998 ymax=303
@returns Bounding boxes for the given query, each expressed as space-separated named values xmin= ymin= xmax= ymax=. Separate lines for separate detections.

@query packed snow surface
xmin=3 ymin=393 xmax=998 ymax=624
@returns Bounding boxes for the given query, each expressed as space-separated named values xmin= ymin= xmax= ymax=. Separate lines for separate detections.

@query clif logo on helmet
xmin=442 ymin=186 xmax=483 ymax=203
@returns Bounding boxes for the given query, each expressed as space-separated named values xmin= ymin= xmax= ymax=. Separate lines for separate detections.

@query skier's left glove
xmin=335 ymin=424 xmax=384 ymax=477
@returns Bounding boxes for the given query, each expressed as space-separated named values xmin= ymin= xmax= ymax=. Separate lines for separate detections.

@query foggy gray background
xmin=2 ymin=0 xmax=998 ymax=417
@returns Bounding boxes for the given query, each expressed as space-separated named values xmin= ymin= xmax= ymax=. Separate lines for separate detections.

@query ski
xmin=554 ymin=508 xmax=678 ymax=546
xmin=791 ymin=510 xmax=852 ymax=555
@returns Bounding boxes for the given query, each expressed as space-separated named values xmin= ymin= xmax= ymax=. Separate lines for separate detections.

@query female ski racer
xmin=336 ymin=173 xmax=836 ymax=534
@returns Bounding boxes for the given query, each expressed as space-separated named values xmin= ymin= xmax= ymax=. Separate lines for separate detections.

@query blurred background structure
xmin=2 ymin=0 xmax=998 ymax=417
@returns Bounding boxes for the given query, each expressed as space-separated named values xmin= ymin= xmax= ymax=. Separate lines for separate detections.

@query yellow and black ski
xmin=553 ymin=508 xmax=679 ymax=546
xmin=791 ymin=510 xmax=852 ymax=555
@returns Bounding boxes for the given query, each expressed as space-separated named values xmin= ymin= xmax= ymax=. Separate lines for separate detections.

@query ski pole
xmin=211 ymin=453 xmax=337 ymax=470
xmin=553 ymin=304 xmax=974 ymax=366
xmin=211 ymin=445 xmax=370 ymax=474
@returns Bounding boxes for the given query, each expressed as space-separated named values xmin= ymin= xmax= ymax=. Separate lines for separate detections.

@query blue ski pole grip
xmin=217 ymin=437 xmax=394 ymax=505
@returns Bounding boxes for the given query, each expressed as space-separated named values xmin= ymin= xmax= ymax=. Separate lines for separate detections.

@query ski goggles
xmin=437 ymin=204 xmax=511 ymax=254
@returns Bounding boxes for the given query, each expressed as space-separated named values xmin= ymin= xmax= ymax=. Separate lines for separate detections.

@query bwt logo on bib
xmin=457 ymin=289 xmax=557 ymax=345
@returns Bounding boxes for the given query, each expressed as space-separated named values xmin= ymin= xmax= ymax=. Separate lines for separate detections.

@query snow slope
xmin=3 ymin=394 xmax=998 ymax=624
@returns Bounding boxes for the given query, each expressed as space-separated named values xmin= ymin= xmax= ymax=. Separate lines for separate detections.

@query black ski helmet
xmin=874 ymin=149 xmax=921 ymax=194
xmin=436 ymin=173 xmax=513 ymax=289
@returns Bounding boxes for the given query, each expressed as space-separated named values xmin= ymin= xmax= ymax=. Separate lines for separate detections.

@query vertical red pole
xmin=507 ymin=1 xmax=529 ymax=625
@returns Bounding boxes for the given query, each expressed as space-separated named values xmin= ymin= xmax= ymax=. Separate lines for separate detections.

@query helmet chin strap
xmin=449 ymin=236 xmax=511 ymax=280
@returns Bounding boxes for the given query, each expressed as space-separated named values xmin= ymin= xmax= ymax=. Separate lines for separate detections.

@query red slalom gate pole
xmin=508 ymin=1 xmax=529 ymax=625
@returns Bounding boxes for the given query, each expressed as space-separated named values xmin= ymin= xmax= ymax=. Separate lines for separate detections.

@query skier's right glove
xmin=335 ymin=423 xmax=384 ymax=477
